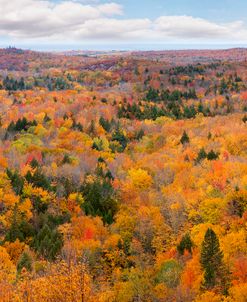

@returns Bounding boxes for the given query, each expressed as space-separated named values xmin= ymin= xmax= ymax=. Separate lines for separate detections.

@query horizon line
xmin=2 ymin=43 xmax=247 ymax=53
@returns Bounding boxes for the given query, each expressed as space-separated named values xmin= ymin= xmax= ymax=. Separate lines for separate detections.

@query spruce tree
xmin=207 ymin=150 xmax=219 ymax=161
xmin=33 ymin=224 xmax=63 ymax=260
xmin=177 ymin=233 xmax=193 ymax=255
xmin=196 ymin=148 xmax=207 ymax=163
xmin=17 ymin=251 xmax=33 ymax=273
xmin=200 ymin=228 xmax=229 ymax=293
xmin=180 ymin=131 xmax=190 ymax=145
xmin=242 ymin=115 xmax=247 ymax=123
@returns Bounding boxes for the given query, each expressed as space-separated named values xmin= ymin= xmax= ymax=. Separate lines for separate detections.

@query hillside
xmin=0 ymin=48 xmax=246 ymax=302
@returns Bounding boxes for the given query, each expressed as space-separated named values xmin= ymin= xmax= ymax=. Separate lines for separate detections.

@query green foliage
xmin=25 ymin=169 xmax=52 ymax=191
xmin=99 ymin=116 xmax=112 ymax=132
xmin=183 ymin=105 xmax=197 ymax=119
xmin=200 ymin=228 xmax=229 ymax=293
xmin=72 ymin=119 xmax=83 ymax=131
xmin=177 ymin=233 xmax=193 ymax=255
xmin=155 ymin=259 xmax=182 ymax=288
xmin=62 ymin=153 xmax=73 ymax=165
xmin=33 ymin=224 xmax=63 ymax=260
xmin=3 ymin=76 xmax=26 ymax=91
xmin=6 ymin=169 xmax=24 ymax=195
xmin=111 ymin=127 xmax=128 ymax=152
xmin=146 ymin=87 xmax=160 ymax=102
xmin=242 ymin=115 xmax=247 ymax=123
xmin=17 ymin=251 xmax=33 ymax=273
xmin=180 ymin=131 xmax=190 ymax=145
xmin=81 ymin=176 xmax=119 ymax=224
xmin=196 ymin=148 xmax=208 ymax=163
xmin=207 ymin=150 xmax=219 ymax=161
xmin=7 ymin=117 xmax=37 ymax=132
xmin=227 ymin=190 xmax=247 ymax=218
xmin=5 ymin=205 xmax=34 ymax=242
xmin=30 ymin=158 xmax=40 ymax=169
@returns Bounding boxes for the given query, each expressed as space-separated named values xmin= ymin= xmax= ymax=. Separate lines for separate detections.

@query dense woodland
xmin=0 ymin=47 xmax=246 ymax=301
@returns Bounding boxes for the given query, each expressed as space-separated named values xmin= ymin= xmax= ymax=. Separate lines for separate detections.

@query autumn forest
xmin=0 ymin=47 xmax=246 ymax=302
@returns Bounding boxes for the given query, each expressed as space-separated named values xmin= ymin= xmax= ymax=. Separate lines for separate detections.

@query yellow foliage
xmin=128 ymin=168 xmax=153 ymax=190
xmin=221 ymin=230 xmax=247 ymax=262
xmin=191 ymin=223 xmax=223 ymax=249
xmin=34 ymin=124 xmax=48 ymax=137
xmin=193 ymin=291 xmax=223 ymax=302
xmin=198 ymin=197 xmax=227 ymax=224
xmin=4 ymin=239 xmax=26 ymax=264
xmin=0 ymin=246 xmax=16 ymax=283
xmin=229 ymin=283 xmax=247 ymax=302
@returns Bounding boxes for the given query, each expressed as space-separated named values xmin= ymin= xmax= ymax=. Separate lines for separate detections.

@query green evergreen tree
xmin=200 ymin=228 xmax=229 ymax=293
xmin=33 ymin=224 xmax=63 ymax=260
xmin=180 ymin=131 xmax=190 ymax=145
xmin=207 ymin=150 xmax=219 ymax=161
xmin=177 ymin=233 xmax=193 ymax=255
xmin=242 ymin=115 xmax=247 ymax=123
xmin=5 ymin=204 xmax=24 ymax=242
xmin=99 ymin=116 xmax=111 ymax=132
xmin=17 ymin=251 xmax=33 ymax=273
xmin=81 ymin=176 xmax=118 ymax=224
xmin=112 ymin=127 xmax=128 ymax=152
xmin=6 ymin=169 xmax=24 ymax=195
xmin=196 ymin=148 xmax=207 ymax=163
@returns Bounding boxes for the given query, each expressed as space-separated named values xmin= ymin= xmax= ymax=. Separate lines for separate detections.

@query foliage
xmin=0 ymin=48 xmax=246 ymax=301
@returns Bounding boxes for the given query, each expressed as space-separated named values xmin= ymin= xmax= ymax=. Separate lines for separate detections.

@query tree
xmin=0 ymin=246 xmax=16 ymax=283
xmin=207 ymin=150 xmax=219 ymax=161
xmin=177 ymin=233 xmax=193 ymax=255
xmin=17 ymin=251 xmax=33 ymax=273
xmin=200 ymin=228 xmax=229 ymax=293
xmin=196 ymin=148 xmax=207 ymax=163
xmin=128 ymin=168 xmax=153 ymax=190
xmin=156 ymin=259 xmax=182 ymax=288
xmin=4 ymin=204 xmax=34 ymax=242
xmin=99 ymin=116 xmax=111 ymax=132
xmin=227 ymin=189 xmax=247 ymax=218
xmin=81 ymin=175 xmax=119 ymax=224
xmin=180 ymin=131 xmax=190 ymax=145
xmin=6 ymin=169 xmax=24 ymax=195
xmin=111 ymin=127 xmax=128 ymax=152
xmin=242 ymin=115 xmax=247 ymax=123
xmin=33 ymin=224 xmax=63 ymax=260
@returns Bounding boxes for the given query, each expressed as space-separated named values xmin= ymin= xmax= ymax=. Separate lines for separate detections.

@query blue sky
xmin=114 ymin=0 xmax=245 ymax=22
xmin=1 ymin=0 xmax=247 ymax=50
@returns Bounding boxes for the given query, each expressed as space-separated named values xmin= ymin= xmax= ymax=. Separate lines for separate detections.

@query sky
xmin=1 ymin=0 xmax=247 ymax=50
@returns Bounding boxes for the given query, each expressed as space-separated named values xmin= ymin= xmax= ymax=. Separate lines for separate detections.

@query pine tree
xmin=33 ymin=224 xmax=63 ymax=260
xmin=207 ymin=150 xmax=219 ymax=161
xmin=196 ymin=148 xmax=207 ymax=163
xmin=5 ymin=204 xmax=24 ymax=242
xmin=17 ymin=251 xmax=33 ymax=273
xmin=180 ymin=131 xmax=190 ymax=145
xmin=200 ymin=228 xmax=229 ymax=293
xmin=177 ymin=233 xmax=193 ymax=255
xmin=242 ymin=115 xmax=247 ymax=123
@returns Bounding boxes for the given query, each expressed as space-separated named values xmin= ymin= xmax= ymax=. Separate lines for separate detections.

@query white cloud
xmin=0 ymin=0 xmax=247 ymax=43
xmin=0 ymin=0 xmax=123 ymax=38
xmin=74 ymin=18 xmax=152 ymax=40
xmin=154 ymin=16 xmax=247 ymax=40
